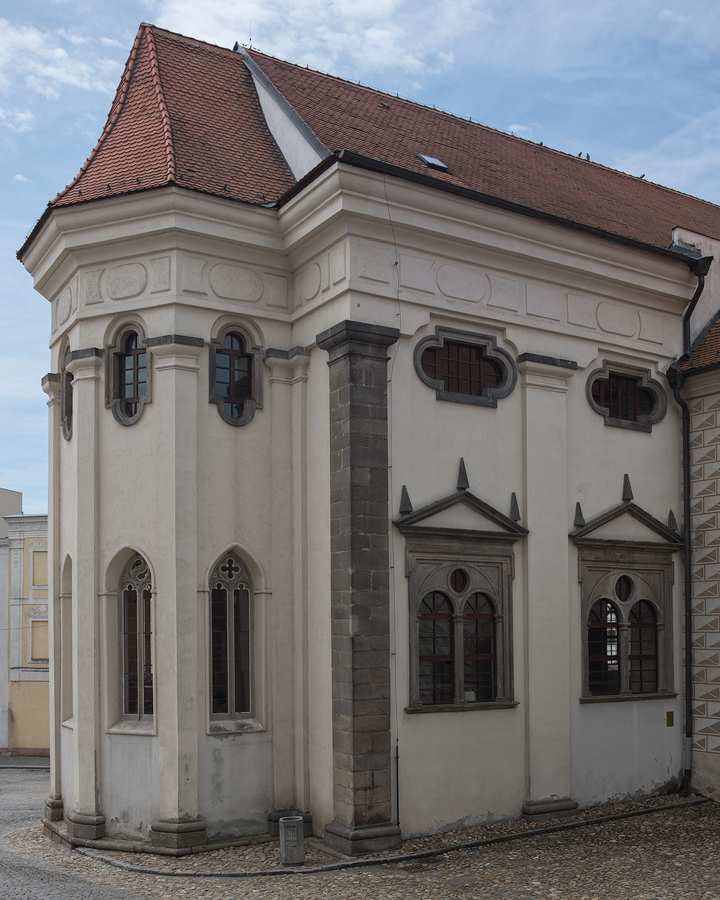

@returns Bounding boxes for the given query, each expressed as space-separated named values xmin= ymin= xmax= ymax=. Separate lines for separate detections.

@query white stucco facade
xmin=21 ymin=153 xmax=709 ymax=850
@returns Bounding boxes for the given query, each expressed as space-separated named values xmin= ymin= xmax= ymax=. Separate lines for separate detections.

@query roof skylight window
xmin=418 ymin=154 xmax=448 ymax=172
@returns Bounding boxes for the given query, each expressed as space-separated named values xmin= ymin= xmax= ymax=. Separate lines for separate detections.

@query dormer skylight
xmin=418 ymin=153 xmax=448 ymax=172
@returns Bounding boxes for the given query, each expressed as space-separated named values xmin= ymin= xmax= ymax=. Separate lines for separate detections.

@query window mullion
xmin=453 ymin=613 xmax=464 ymax=705
xmin=618 ymin=623 xmax=631 ymax=695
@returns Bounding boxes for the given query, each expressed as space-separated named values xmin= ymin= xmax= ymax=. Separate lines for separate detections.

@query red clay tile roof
xmin=50 ymin=26 xmax=294 ymax=210
xmin=246 ymin=48 xmax=720 ymax=252
xmin=676 ymin=316 xmax=720 ymax=374
xmin=23 ymin=24 xmax=720 ymax=261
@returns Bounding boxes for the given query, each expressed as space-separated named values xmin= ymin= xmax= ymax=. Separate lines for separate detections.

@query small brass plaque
xmin=667 ymin=711 xmax=674 ymax=727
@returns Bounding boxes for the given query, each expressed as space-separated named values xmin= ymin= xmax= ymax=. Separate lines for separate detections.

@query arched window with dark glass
xmin=209 ymin=553 xmax=251 ymax=718
xmin=108 ymin=325 xmax=150 ymax=425
xmin=119 ymin=331 xmax=147 ymax=419
xmin=418 ymin=592 xmax=454 ymax=706
xmin=120 ymin=555 xmax=153 ymax=719
xmin=213 ymin=332 xmax=253 ymax=424
xmin=629 ymin=600 xmax=658 ymax=694
xmin=463 ymin=593 xmax=496 ymax=702
xmin=61 ymin=346 xmax=73 ymax=441
xmin=591 ymin=374 xmax=654 ymax=423
xmin=587 ymin=600 xmax=620 ymax=696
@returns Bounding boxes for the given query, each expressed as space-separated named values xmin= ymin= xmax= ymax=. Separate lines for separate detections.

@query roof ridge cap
xmin=51 ymin=24 xmax=148 ymax=205
xmin=145 ymin=26 xmax=176 ymax=183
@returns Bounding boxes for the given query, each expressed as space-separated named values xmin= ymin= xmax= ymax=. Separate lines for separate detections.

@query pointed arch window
xmin=120 ymin=555 xmax=153 ymax=719
xmin=209 ymin=554 xmax=252 ymax=718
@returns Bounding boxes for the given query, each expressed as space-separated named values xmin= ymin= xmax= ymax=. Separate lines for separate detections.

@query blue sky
xmin=3 ymin=0 xmax=720 ymax=513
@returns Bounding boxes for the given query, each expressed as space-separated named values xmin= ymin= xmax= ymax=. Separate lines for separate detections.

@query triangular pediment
xmin=571 ymin=501 xmax=681 ymax=546
xmin=395 ymin=489 xmax=527 ymax=540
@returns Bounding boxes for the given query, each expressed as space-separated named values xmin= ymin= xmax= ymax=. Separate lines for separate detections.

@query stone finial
xmin=574 ymin=502 xmax=585 ymax=528
xmin=399 ymin=485 xmax=413 ymax=515
xmin=622 ymin=474 xmax=633 ymax=503
xmin=457 ymin=458 xmax=469 ymax=491
xmin=510 ymin=492 xmax=521 ymax=523
xmin=668 ymin=509 xmax=678 ymax=532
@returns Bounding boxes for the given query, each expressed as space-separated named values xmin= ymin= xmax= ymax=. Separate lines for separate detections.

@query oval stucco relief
xmin=106 ymin=263 xmax=148 ymax=300
xmin=209 ymin=264 xmax=264 ymax=303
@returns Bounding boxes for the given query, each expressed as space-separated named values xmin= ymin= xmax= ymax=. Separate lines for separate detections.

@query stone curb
xmin=76 ymin=796 xmax=711 ymax=880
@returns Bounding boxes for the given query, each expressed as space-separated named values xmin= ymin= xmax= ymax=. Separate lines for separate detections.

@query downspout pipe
xmin=666 ymin=252 xmax=713 ymax=795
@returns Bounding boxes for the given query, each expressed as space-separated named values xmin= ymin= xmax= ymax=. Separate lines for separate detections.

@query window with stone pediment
xmin=405 ymin=539 xmax=516 ymax=712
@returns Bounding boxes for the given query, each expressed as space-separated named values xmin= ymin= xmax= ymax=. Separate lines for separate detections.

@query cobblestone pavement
xmin=3 ymin=770 xmax=720 ymax=899
xmin=0 ymin=770 xmax=147 ymax=900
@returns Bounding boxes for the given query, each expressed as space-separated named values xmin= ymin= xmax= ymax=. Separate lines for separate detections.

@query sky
xmin=3 ymin=0 xmax=720 ymax=513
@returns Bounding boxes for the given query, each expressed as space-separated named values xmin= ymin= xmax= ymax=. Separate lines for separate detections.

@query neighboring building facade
xmin=17 ymin=25 xmax=720 ymax=854
xmin=0 ymin=489 xmax=49 ymax=755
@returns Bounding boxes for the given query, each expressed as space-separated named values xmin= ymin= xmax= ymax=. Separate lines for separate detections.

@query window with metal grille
xmin=587 ymin=363 xmax=665 ymax=432
xmin=591 ymin=374 xmax=654 ymax=423
xmin=629 ymin=600 xmax=658 ymax=694
xmin=463 ymin=593 xmax=496 ymax=702
xmin=209 ymin=554 xmax=252 ymax=718
xmin=418 ymin=592 xmax=454 ymax=706
xmin=588 ymin=600 xmax=620 ymax=696
xmin=121 ymin=556 xmax=153 ymax=719
xmin=414 ymin=327 xmax=516 ymax=408
xmin=421 ymin=341 xmax=502 ymax=397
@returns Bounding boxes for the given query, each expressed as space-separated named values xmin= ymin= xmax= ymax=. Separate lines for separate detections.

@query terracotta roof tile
xmin=677 ymin=316 xmax=720 ymax=375
xmin=246 ymin=48 xmax=720 ymax=252
xmin=33 ymin=25 xmax=720 ymax=260
xmin=51 ymin=26 xmax=294 ymax=209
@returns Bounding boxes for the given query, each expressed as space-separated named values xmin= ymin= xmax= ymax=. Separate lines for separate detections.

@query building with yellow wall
xmin=0 ymin=488 xmax=49 ymax=754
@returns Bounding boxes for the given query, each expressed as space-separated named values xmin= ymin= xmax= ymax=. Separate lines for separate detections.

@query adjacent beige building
xmin=0 ymin=489 xmax=49 ymax=754
xmin=17 ymin=24 xmax=720 ymax=855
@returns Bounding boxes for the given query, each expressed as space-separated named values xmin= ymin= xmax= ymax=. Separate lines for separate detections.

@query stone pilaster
xmin=518 ymin=355 xmax=577 ymax=816
xmin=265 ymin=348 xmax=311 ymax=815
xmin=316 ymin=321 xmax=401 ymax=856
xmin=65 ymin=349 xmax=104 ymax=840
xmin=147 ymin=336 xmax=207 ymax=850
xmin=41 ymin=373 xmax=63 ymax=822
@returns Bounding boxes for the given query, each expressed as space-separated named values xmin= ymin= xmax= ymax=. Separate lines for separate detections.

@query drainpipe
xmin=666 ymin=252 xmax=713 ymax=795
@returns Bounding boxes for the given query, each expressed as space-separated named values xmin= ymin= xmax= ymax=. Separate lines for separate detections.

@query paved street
xmin=0 ymin=769 xmax=148 ymax=900
xmin=3 ymin=768 xmax=720 ymax=899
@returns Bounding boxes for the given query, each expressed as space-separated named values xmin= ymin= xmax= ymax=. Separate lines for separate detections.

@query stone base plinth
xmin=44 ymin=795 xmax=64 ymax=822
xmin=66 ymin=810 xmax=106 ymax=840
xmin=324 ymin=820 xmax=401 ymax=856
xmin=149 ymin=818 xmax=208 ymax=850
xmin=522 ymin=797 xmax=579 ymax=820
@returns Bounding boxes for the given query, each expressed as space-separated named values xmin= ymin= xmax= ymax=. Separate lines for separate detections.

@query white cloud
xmin=13 ymin=174 xmax=30 ymax=182
xmin=615 ymin=106 xmax=720 ymax=202
xmin=0 ymin=18 xmax=122 ymax=100
xmin=508 ymin=124 xmax=533 ymax=136
xmin=0 ymin=107 xmax=34 ymax=133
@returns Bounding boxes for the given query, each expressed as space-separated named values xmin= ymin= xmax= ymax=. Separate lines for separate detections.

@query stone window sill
xmin=405 ymin=701 xmax=518 ymax=714
xmin=580 ymin=692 xmax=677 ymax=704
xmin=208 ymin=717 xmax=265 ymax=735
